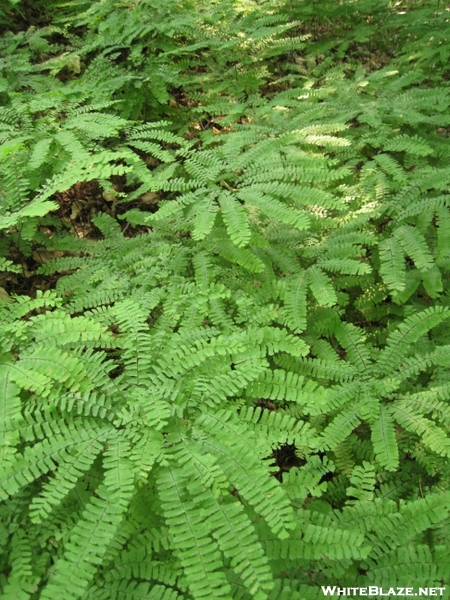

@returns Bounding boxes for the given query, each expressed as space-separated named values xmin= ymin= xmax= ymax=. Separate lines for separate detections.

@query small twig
xmin=220 ymin=180 xmax=237 ymax=192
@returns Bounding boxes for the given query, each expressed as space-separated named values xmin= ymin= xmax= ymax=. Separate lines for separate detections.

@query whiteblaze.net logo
xmin=321 ymin=587 xmax=446 ymax=597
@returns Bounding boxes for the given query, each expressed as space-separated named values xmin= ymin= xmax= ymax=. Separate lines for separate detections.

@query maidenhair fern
xmin=1 ymin=0 xmax=450 ymax=598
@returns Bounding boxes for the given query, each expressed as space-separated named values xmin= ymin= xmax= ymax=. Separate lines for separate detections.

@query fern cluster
xmin=1 ymin=0 xmax=450 ymax=598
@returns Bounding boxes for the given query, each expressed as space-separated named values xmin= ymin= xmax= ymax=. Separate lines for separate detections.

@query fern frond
xmin=29 ymin=423 xmax=110 ymax=523
xmin=0 ymin=366 xmax=22 ymax=447
xmin=0 ymin=421 xmax=112 ymax=502
xmin=156 ymin=466 xmax=233 ymax=600
xmin=191 ymin=197 xmax=218 ymax=241
xmin=214 ymin=239 xmax=265 ymax=273
xmin=371 ymin=406 xmax=399 ymax=471
xmin=245 ymin=369 xmax=327 ymax=413
xmin=218 ymin=192 xmax=252 ymax=248
xmin=307 ymin=266 xmax=337 ymax=307
xmin=281 ymin=272 xmax=307 ymax=333
xmin=376 ymin=307 xmax=450 ymax=376
xmin=393 ymin=225 xmax=434 ymax=272
xmin=384 ymin=134 xmax=433 ymax=157
xmin=391 ymin=402 xmax=450 ymax=458
xmin=40 ymin=483 xmax=131 ymax=600
xmin=319 ymin=404 xmax=361 ymax=451
xmin=378 ymin=236 xmax=406 ymax=293
xmin=195 ymin=411 xmax=296 ymax=538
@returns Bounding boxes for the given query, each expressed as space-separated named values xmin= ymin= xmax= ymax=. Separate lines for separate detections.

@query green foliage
xmin=1 ymin=0 xmax=450 ymax=598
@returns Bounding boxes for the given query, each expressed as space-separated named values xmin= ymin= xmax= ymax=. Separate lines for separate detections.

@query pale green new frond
xmin=265 ymin=514 xmax=367 ymax=561
xmin=165 ymin=436 xmax=284 ymax=599
xmin=254 ymin=326 xmax=309 ymax=357
xmin=208 ymin=500 xmax=274 ymax=600
xmin=28 ymin=137 xmax=53 ymax=171
xmin=127 ymin=140 xmax=176 ymax=163
xmin=383 ymin=345 xmax=450 ymax=387
xmin=124 ymin=388 xmax=171 ymax=431
xmin=391 ymin=268 xmax=422 ymax=305
xmin=185 ymin=156 xmax=220 ymax=184
xmin=99 ymin=543 xmax=180 ymax=589
xmin=393 ymin=194 xmax=450 ymax=223
xmin=192 ymin=251 xmax=214 ymax=289
xmin=128 ymin=428 xmax=164 ymax=485
xmin=0 ymin=199 xmax=59 ymax=230
xmin=54 ymin=130 xmax=91 ymax=163
xmin=276 ymin=354 xmax=356 ymax=383
xmin=65 ymin=112 xmax=129 ymax=139
xmin=335 ymin=497 xmax=398 ymax=535
xmin=0 ymin=257 xmax=21 ymax=274
xmin=239 ymin=405 xmax=316 ymax=448
xmin=103 ymin=438 xmax=136 ymax=509
xmin=28 ymin=311 xmax=114 ymax=348
xmin=373 ymin=153 xmax=407 ymax=184
xmin=9 ymin=347 xmax=93 ymax=395
xmin=346 ymin=461 xmax=376 ymax=503
xmin=192 ymin=360 xmax=266 ymax=408
xmin=145 ymin=189 xmax=206 ymax=222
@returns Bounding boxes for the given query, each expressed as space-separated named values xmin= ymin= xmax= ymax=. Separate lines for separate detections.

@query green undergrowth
xmin=0 ymin=0 xmax=450 ymax=599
